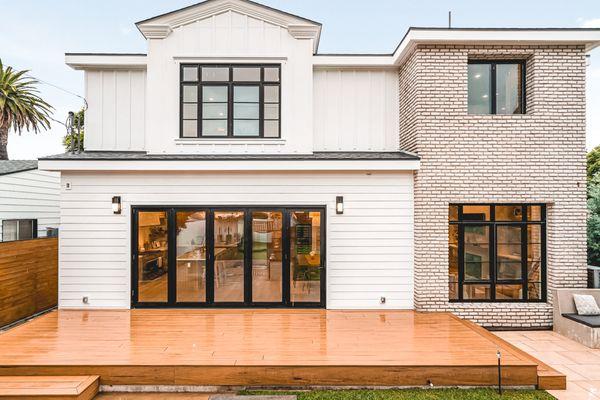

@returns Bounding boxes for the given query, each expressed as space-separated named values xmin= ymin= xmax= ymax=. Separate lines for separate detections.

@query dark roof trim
xmin=135 ymin=0 xmax=322 ymax=27
xmin=0 ymin=160 xmax=38 ymax=176
xmin=40 ymin=151 xmax=419 ymax=161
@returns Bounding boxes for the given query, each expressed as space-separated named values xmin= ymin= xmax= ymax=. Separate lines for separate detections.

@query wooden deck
xmin=0 ymin=309 xmax=564 ymax=390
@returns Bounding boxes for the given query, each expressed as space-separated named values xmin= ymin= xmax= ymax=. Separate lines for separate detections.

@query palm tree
xmin=0 ymin=59 xmax=53 ymax=160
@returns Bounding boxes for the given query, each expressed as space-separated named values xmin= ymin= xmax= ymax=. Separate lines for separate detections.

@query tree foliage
xmin=0 ymin=59 xmax=53 ymax=160
xmin=588 ymin=147 xmax=600 ymax=266
xmin=62 ymin=109 xmax=84 ymax=151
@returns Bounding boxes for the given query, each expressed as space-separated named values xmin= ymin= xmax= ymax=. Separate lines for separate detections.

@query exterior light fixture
xmin=336 ymin=196 xmax=344 ymax=215
xmin=112 ymin=196 xmax=122 ymax=214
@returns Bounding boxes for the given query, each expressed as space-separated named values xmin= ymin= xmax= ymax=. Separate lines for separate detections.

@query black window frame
xmin=1 ymin=219 xmax=38 ymax=242
xmin=467 ymin=60 xmax=527 ymax=115
xmin=179 ymin=64 xmax=281 ymax=139
xmin=449 ymin=204 xmax=546 ymax=303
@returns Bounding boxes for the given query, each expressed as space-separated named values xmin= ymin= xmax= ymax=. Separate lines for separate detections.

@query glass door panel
xmin=137 ymin=211 xmax=169 ymax=303
xmin=290 ymin=211 xmax=322 ymax=303
xmin=214 ymin=211 xmax=245 ymax=302
xmin=252 ymin=211 xmax=283 ymax=302
xmin=176 ymin=211 xmax=207 ymax=302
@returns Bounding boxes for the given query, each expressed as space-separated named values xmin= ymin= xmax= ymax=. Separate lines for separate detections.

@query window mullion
xmin=522 ymin=223 xmax=528 ymax=301
xmin=491 ymin=63 xmax=497 ymax=114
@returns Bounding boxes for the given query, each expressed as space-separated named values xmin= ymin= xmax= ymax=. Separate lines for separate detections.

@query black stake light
xmin=112 ymin=196 xmax=122 ymax=214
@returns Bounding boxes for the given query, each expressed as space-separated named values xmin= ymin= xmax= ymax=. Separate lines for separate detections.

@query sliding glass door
xmin=132 ymin=206 xmax=325 ymax=308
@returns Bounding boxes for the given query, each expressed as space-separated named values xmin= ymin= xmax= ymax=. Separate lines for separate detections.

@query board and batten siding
xmin=313 ymin=69 xmax=399 ymax=152
xmin=85 ymin=69 xmax=146 ymax=152
xmin=0 ymin=169 xmax=60 ymax=241
xmin=58 ymin=171 xmax=414 ymax=309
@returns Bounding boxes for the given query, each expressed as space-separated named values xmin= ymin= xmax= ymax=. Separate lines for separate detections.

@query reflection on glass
xmin=138 ymin=211 xmax=168 ymax=302
xmin=464 ymin=225 xmax=489 ymax=281
xmin=527 ymin=206 xmax=542 ymax=221
xmin=528 ymin=224 xmax=543 ymax=299
xmin=495 ymin=205 xmax=523 ymax=221
xmin=252 ymin=211 xmax=283 ymax=302
xmin=176 ymin=211 xmax=206 ymax=302
xmin=462 ymin=205 xmax=491 ymax=221
xmin=496 ymin=284 xmax=522 ymax=300
xmin=496 ymin=226 xmax=522 ymax=280
xmin=496 ymin=63 xmax=522 ymax=114
xmin=449 ymin=224 xmax=459 ymax=299
xmin=290 ymin=211 xmax=321 ymax=303
xmin=468 ymin=64 xmax=491 ymax=114
xmin=214 ymin=211 xmax=245 ymax=302
xmin=463 ymin=284 xmax=490 ymax=300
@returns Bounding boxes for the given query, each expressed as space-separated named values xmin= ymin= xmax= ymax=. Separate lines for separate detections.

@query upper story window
xmin=449 ymin=204 xmax=545 ymax=302
xmin=468 ymin=60 xmax=525 ymax=115
xmin=180 ymin=64 xmax=281 ymax=138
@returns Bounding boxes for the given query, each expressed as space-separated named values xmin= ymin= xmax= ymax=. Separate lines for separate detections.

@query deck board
xmin=0 ymin=375 xmax=99 ymax=399
xmin=0 ymin=310 xmax=561 ymax=388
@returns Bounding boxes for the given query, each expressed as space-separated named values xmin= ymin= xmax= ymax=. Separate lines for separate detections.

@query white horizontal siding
xmin=0 ymin=169 xmax=60 ymax=241
xmin=85 ymin=69 xmax=146 ymax=151
xmin=313 ymin=69 xmax=400 ymax=152
xmin=58 ymin=171 xmax=414 ymax=310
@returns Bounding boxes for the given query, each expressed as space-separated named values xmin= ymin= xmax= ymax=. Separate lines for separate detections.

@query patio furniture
xmin=552 ymin=289 xmax=600 ymax=348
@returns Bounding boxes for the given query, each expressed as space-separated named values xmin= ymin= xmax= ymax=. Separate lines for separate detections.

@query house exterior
xmin=0 ymin=160 xmax=60 ymax=242
xmin=38 ymin=0 xmax=600 ymax=328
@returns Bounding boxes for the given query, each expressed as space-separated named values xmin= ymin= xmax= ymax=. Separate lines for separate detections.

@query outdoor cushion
xmin=562 ymin=313 xmax=600 ymax=328
xmin=573 ymin=294 xmax=600 ymax=316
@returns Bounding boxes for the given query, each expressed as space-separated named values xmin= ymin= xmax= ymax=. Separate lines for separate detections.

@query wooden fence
xmin=0 ymin=237 xmax=58 ymax=327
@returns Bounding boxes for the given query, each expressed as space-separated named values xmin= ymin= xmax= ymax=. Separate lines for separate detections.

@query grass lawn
xmin=239 ymin=389 xmax=554 ymax=400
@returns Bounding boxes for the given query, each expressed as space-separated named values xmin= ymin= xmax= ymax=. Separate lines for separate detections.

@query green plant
xmin=588 ymin=174 xmax=600 ymax=266
xmin=0 ymin=59 xmax=53 ymax=160
xmin=62 ymin=108 xmax=84 ymax=151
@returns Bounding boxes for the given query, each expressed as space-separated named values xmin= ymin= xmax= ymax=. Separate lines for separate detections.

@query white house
xmin=39 ymin=0 xmax=600 ymax=328
xmin=0 ymin=160 xmax=60 ymax=242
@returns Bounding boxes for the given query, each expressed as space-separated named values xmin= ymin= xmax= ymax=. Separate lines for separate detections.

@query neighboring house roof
xmin=39 ymin=151 xmax=419 ymax=161
xmin=0 ymin=160 xmax=38 ymax=176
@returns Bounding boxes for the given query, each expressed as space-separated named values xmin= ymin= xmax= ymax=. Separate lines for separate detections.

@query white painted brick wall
xmin=399 ymin=44 xmax=587 ymax=328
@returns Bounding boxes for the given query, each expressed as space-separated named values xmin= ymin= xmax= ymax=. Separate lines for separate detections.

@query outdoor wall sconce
xmin=112 ymin=196 xmax=122 ymax=214
xmin=336 ymin=196 xmax=344 ymax=214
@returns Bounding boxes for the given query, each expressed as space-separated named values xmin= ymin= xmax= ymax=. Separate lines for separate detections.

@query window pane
xmin=449 ymin=224 xmax=459 ymax=299
xmin=183 ymin=66 xmax=198 ymax=82
xmin=527 ymin=206 xmax=543 ymax=221
xmin=449 ymin=205 xmax=458 ymax=221
xmin=264 ymin=67 xmax=280 ymax=82
xmin=462 ymin=205 xmax=490 ymax=221
xmin=496 ymin=63 xmax=522 ymax=114
xmin=496 ymin=225 xmax=522 ymax=279
xmin=528 ymin=282 xmax=542 ymax=300
xmin=252 ymin=211 xmax=283 ymax=302
xmin=290 ymin=211 xmax=322 ymax=303
xmin=176 ymin=211 xmax=206 ymax=302
xmin=202 ymin=67 xmax=229 ymax=82
xmin=183 ymin=103 xmax=197 ymax=119
xmin=464 ymin=225 xmax=489 ymax=281
xmin=449 ymin=282 xmax=458 ymax=300
xmin=264 ymin=103 xmax=279 ymax=120
xmin=203 ymin=86 xmax=228 ymax=102
xmin=468 ymin=64 xmax=492 ymax=114
xmin=233 ymin=67 xmax=260 ymax=81
xmin=183 ymin=85 xmax=198 ymax=102
xmin=214 ymin=211 xmax=245 ymax=302
xmin=234 ymin=103 xmax=259 ymax=119
xmin=528 ymin=225 xmax=542 ymax=245
xmin=495 ymin=205 xmax=523 ymax=221
xmin=203 ymin=103 xmax=227 ymax=119
xmin=202 ymin=119 xmax=227 ymax=136
xmin=182 ymin=120 xmax=198 ymax=137
xmin=234 ymin=86 xmax=259 ymax=102
xmin=496 ymin=284 xmax=522 ymax=300
xmin=234 ymin=119 xmax=259 ymax=136
xmin=264 ymin=86 xmax=279 ymax=103
xmin=2 ymin=221 xmax=17 ymax=241
xmin=137 ymin=211 xmax=168 ymax=303
xmin=264 ymin=120 xmax=279 ymax=138
xmin=463 ymin=284 xmax=491 ymax=300
xmin=18 ymin=220 xmax=33 ymax=240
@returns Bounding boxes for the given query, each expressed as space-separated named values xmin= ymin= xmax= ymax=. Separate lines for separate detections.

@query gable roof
xmin=0 ymin=160 xmax=38 ymax=176
xmin=135 ymin=0 xmax=322 ymax=52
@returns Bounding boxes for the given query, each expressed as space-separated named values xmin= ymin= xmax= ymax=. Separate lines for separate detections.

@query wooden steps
xmin=0 ymin=375 xmax=99 ymax=399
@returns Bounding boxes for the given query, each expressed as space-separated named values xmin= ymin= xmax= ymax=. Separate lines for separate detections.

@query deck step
xmin=0 ymin=375 xmax=99 ymax=399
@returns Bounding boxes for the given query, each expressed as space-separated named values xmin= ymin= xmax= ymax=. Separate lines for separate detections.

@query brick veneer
xmin=399 ymin=44 xmax=588 ymax=328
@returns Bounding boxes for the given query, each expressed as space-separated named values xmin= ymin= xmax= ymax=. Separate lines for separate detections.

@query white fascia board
xmin=65 ymin=54 xmax=147 ymax=70
xmin=38 ymin=159 xmax=420 ymax=172
xmin=313 ymin=55 xmax=395 ymax=68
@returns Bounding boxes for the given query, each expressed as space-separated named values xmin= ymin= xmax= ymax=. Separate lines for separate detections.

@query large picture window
xmin=180 ymin=64 xmax=281 ymax=138
xmin=449 ymin=204 xmax=545 ymax=302
xmin=468 ymin=60 xmax=525 ymax=115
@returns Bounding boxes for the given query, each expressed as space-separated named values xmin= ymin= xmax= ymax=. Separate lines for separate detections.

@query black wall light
xmin=112 ymin=196 xmax=122 ymax=214
xmin=336 ymin=196 xmax=344 ymax=214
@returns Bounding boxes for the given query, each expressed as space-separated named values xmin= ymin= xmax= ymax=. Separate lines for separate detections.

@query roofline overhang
xmin=38 ymin=158 xmax=420 ymax=172
xmin=65 ymin=53 xmax=147 ymax=70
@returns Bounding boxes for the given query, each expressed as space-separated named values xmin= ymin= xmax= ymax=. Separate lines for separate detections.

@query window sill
xmin=175 ymin=138 xmax=286 ymax=145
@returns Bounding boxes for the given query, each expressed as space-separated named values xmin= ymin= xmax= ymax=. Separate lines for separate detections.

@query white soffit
xmin=65 ymin=54 xmax=147 ymax=70
xmin=135 ymin=0 xmax=322 ymax=53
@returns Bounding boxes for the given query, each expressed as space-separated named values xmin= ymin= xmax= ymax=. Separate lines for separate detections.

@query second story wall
xmin=85 ymin=69 xmax=146 ymax=151
xmin=313 ymin=68 xmax=399 ymax=152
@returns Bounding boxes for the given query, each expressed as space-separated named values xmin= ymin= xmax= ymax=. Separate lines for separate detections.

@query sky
xmin=1 ymin=0 xmax=600 ymax=159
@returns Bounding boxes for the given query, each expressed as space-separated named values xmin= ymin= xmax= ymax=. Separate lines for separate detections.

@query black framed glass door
xmin=132 ymin=206 xmax=325 ymax=308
